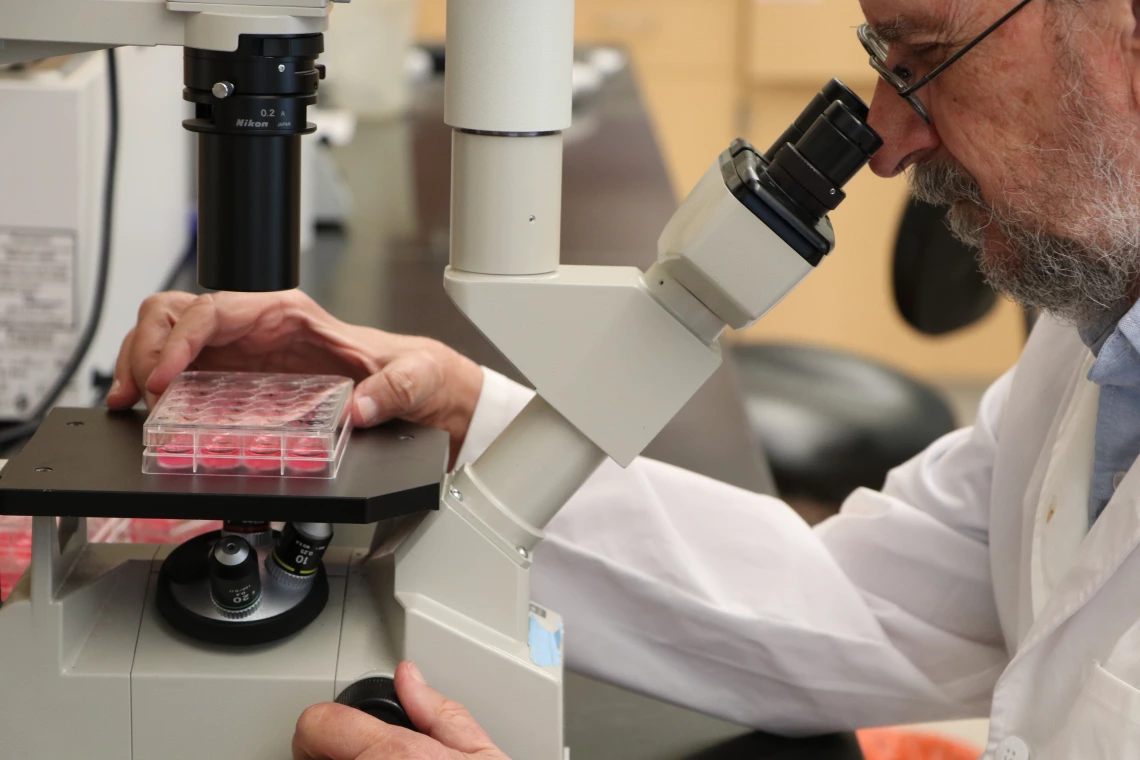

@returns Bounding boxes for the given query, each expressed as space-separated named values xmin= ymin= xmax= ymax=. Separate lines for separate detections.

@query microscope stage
xmin=0 ymin=408 xmax=446 ymax=523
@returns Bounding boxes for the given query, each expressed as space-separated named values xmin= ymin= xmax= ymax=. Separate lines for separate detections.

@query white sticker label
xmin=0 ymin=228 xmax=77 ymax=419
xmin=0 ymin=228 xmax=76 ymax=328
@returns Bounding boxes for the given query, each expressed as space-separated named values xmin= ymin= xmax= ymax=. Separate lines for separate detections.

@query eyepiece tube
xmin=795 ymin=101 xmax=882 ymax=188
xmin=766 ymin=96 xmax=882 ymax=219
xmin=711 ymin=80 xmax=882 ymax=279
xmin=762 ymin=79 xmax=869 ymax=163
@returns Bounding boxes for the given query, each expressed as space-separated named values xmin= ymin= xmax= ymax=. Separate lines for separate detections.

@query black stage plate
xmin=0 ymin=408 xmax=446 ymax=523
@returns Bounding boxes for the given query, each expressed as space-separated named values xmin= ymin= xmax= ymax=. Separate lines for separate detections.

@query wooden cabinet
xmin=574 ymin=0 xmax=737 ymax=75
xmin=574 ymin=0 xmax=741 ymax=193
xmin=413 ymin=0 xmax=445 ymax=38
xmin=746 ymin=0 xmax=874 ymax=87
xmin=418 ymin=0 xmax=734 ymax=74
xmin=638 ymin=75 xmax=738 ymax=196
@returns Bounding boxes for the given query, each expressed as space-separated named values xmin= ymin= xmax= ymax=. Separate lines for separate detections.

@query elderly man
xmin=109 ymin=0 xmax=1140 ymax=757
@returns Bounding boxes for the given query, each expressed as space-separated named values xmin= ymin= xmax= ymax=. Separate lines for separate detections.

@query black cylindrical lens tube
xmin=268 ymin=522 xmax=333 ymax=586
xmin=763 ymin=92 xmax=882 ymax=222
xmin=183 ymin=34 xmax=323 ymax=292
xmin=208 ymin=535 xmax=262 ymax=617
xmin=197 ymin=133 xmax=301 ymax=291
xmin=795 ymin=102 xmax=881 ymax=189
xmin=763 ymin=79 xmax=869 ymax=163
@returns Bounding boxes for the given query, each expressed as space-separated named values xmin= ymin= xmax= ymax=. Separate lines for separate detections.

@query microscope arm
xmin=0 ymin=0 xmax=332 ymax=64
xmin=393 ymin=0 xmax=881 ymax=693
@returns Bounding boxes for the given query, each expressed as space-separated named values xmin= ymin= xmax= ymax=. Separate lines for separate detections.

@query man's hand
xmin=107 ymin=291 xmax=484 ymax=461
xmin=293 ymin=661 xmax=510 ymax=760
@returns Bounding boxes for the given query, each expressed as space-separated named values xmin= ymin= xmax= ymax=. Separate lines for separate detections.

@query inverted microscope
xmin=0 ymin=1 xmax=881 ymax=757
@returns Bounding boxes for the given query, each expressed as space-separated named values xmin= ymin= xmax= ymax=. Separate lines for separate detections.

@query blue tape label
xmin=528 ymin=612 xmax=564 ymax=668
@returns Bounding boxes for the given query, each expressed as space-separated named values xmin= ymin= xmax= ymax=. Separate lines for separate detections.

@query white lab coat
xmin=455 ymin=315 xmax=1140 ymax=760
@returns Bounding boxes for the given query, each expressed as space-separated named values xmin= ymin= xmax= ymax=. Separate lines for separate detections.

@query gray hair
xmin=907 ymin=25 xmax=1140 ymax=326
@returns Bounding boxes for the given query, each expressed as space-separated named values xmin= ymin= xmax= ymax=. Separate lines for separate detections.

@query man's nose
xmin=867 ymin=79 xmax=941 ymax=177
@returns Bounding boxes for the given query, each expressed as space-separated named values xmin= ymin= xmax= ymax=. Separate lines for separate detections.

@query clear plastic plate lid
xmin=142 ymin=371 xmax=354 ymax=478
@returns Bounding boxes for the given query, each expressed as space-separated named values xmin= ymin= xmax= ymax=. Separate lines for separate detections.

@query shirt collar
xmin=1084 ymin=300 xmax=1140 ymax=387
xmin=1080 ymin=302 xmax=1133 ymax=355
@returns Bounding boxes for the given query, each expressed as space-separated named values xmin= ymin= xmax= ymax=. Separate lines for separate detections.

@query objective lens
xmin=183 ymin=34 xmax=325 ymax=292
xmin=208 ymin=535 xmax=262 ymax=618
xmin=267 ymin=522 xmax=333 ymax=587
xmin=197 ymin=133 xmax=301 ymax=291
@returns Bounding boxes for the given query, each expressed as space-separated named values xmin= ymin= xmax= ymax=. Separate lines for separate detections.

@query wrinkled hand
xmin=293 ymin=661 xmax=510 ymax=760
xmin=106 ymin=291 xmax=483 ymax=461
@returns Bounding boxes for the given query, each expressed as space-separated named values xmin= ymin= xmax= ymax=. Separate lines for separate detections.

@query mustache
xmin=907 ymin=160 xmax=991 ymax=251
xmin=908 ymin=160 xmax=985 ymax=208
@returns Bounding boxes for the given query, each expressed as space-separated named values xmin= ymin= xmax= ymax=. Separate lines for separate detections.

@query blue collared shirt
xmin=1080 ymin=301 xmax=1140 ymax=526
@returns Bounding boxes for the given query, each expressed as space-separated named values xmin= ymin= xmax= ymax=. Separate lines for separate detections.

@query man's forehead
xmin=860 ymin=0 xmax=970 ymax=42
xmin=874 ymin=12 xmax=949 ymax=42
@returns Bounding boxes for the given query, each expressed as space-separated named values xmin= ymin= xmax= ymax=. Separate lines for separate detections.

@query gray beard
xmin=906 ymin=64 xmax=1140 ymax=327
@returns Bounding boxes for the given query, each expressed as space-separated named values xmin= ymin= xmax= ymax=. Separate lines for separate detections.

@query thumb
xmin=292 ymin=702 xmax=436 ymax=760
xmin=397 ymin=661 xmax=501 ymax=754
xmin=352 ymin=351 xmax=444 ymax=427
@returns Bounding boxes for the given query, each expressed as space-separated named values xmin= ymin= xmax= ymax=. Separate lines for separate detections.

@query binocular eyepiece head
xmin=653 ymin=79 xmax=884 ymax=330
xmin=762 ymin=79 xmax=883 ymax=219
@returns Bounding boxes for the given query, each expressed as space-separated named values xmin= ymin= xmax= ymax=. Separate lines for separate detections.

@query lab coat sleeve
xmin=453 ymin=368 xmax=536 ymax=468
xmin=459 ymin=366 xmax=1014 ymax=733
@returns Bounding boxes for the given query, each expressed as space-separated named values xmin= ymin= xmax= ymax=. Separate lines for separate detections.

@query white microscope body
xmin=0 ymin=1 xmax=880 ymax=757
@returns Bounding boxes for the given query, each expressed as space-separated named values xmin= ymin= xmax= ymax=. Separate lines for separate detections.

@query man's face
xmin=860 ymin=0 xmax=1140 ymax=325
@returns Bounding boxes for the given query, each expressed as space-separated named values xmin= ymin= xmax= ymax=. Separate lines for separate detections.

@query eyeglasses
xmin=858 ymin=0 xmax=1036 ymax=124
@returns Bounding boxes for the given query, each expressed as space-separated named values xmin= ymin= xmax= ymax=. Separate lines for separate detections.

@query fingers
xmin=106 ymin=328 xmax=140 ymax=409
xmin=291 ymin=667 xmax=503 ymax=760
xmin=292 ymin=702 xmax=443 ymax=760
xmin=351 ymin=351 xmax=444 ymax=428
xmin=396 ymin=661 xmax=501 ymax=754
xmin=145 ymin=294 xmax=223 ymax=396
xmin=146 ymin=290 xmax=323 ymax=396
xmin=110 ymin=292 xmax=197 ymax=408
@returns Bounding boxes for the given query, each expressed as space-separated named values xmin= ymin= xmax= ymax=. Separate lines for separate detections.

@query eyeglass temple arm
xmin=899 ymin=0 xmax=1036 ymax=97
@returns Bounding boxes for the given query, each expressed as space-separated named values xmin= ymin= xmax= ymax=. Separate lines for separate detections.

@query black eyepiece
xmin=795 ymin=101 xmax=883 ymax=189
xmin=716 ymin=81 xmax=881 ymax=267
xmin=764 ymin=83 xmax=882 ymax=220
xmin=762 ymin=78 xmax=869 ymax=163
xmin=183 ymin=34 xmax=325 ymax=292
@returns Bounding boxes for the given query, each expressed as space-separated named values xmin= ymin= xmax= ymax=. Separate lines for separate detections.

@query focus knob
xmin=335 ymin=677 xmax=414 ymax=731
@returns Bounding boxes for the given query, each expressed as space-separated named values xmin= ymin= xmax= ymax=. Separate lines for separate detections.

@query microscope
xmin=0 ymin=1 xmax=881 ymax=757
